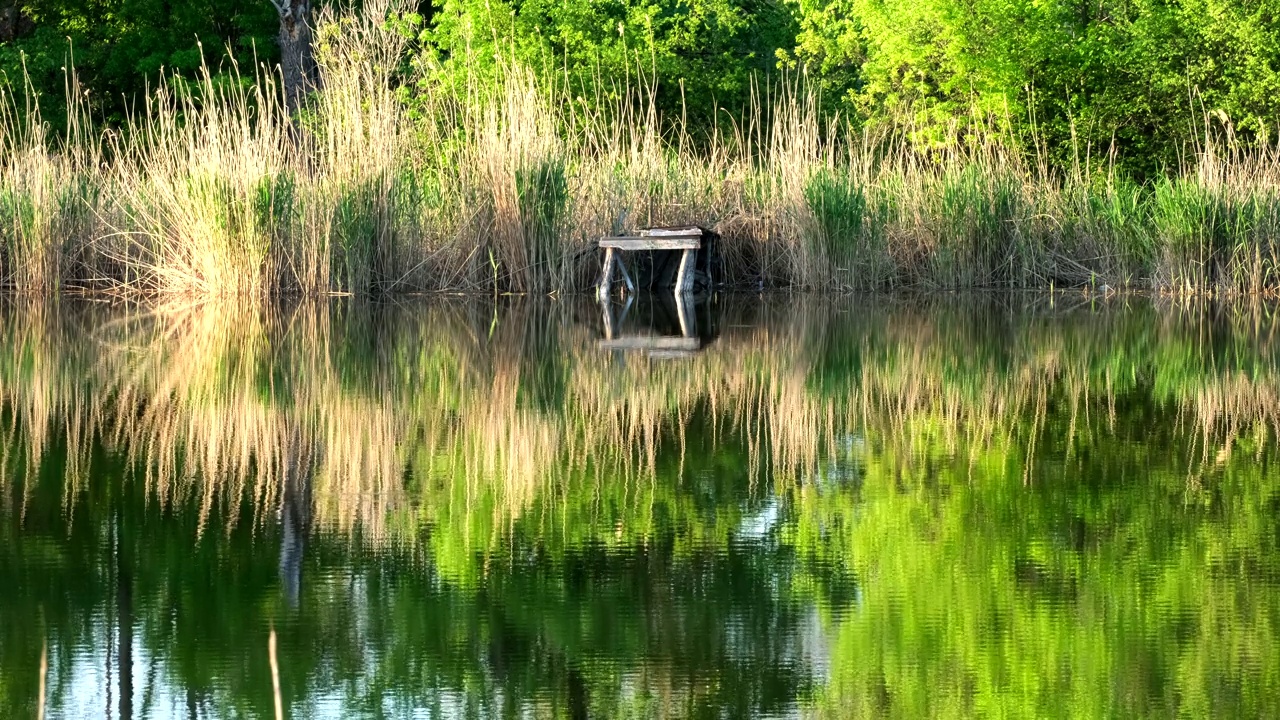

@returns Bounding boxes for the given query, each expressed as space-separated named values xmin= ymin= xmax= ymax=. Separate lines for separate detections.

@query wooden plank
xmin=642 ymin=226 xmax=704 ymax=238
xmin=617 ymin=254 xmax=636 ymax=294
xmin=598 ymin=336 xmax=702 ymax=352
xmin=600 ymin=237 xmax=700 ymax=250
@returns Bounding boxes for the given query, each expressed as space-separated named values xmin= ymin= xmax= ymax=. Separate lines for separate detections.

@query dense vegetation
xmin=1 ymin=0 xmax=1280 ymax=294
xmin=0 ymin=0 xmax=278 ymax=123
xmin=6 ymin=0 xmax=1279 ymax=169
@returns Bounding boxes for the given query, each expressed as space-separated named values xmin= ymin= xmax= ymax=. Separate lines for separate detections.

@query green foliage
xmin=941 ymin=165 xmax=1026 ymax=284
xmin=413 ymin=0 xmax=799 ymax=126
xmin=1 ymin=0 xmax=1278 ymax=177
xmin=1152 ymin=178 xmax=1280 ymax=293
xmin=786 ymin=0 xmax=1280 ymax=175
xmin=329 ymin=180 xmax=384 ymax=293
xmin=515 ymin=156 xmax=568 ymax=287
xmin=0 ymin=0 xmax=278 ymax=124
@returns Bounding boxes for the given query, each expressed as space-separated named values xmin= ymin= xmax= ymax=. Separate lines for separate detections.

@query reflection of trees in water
xmin=0 ymin=296 xmax=1278 ymax=716
xmin=0 ymin=454 xmax=826 ymax=717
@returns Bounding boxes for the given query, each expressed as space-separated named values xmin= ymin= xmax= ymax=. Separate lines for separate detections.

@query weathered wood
xmin=600 ymin=236 xmax=701 ymax=250
xmin=617 ymin=254 xmax=636 ymax=294
xmin=675 ymin=248 xmax=695 ymax=295
xmin=597 ymin=225 xmax=712 ymax=298
xmin=641 ymin=227 xmax=704 ymax=238
xmin=597 ymin=246 xmax=615 ymax=300
xmin=598 ymin=336 xmax=702 ymax=352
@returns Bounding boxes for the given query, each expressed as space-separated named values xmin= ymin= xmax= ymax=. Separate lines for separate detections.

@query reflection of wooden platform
xmin=598 ymin=292 xmax=707 ymax=360
xmin=598 ymin=336 xmax=702 ymax=352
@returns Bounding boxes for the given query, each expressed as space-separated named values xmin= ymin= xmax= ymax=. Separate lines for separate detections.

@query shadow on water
xmin=1 ymin=293 xmax=1279 ymax=718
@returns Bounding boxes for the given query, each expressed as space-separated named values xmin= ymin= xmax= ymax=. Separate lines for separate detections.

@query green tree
xmin=418 ymin=0 xmax=799 ymax=127
xmin=0 ymin=0 xmax=279 ymax=123
xmin=786 ymin=0 xmax=1280 ymax=175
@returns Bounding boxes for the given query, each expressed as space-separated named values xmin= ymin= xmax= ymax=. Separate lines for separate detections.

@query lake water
xmin=2 ymin=294 xmax=1278 ymax=719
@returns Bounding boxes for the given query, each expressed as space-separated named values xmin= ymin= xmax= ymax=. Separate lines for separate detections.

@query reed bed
xmin=2 ymin=4 xmax=1280 ymax=295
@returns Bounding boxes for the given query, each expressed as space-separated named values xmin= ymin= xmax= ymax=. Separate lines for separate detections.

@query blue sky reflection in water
xmin=1 ymin=295 xmax=1278 ymax=719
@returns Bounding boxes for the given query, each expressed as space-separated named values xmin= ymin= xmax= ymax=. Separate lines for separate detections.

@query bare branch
xmin=266 ymin=0 xmax=291 ymax=18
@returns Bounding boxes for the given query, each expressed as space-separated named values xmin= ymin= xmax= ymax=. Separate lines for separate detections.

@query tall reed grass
xmin=1 ymin=2 xmax=1279 ymax=295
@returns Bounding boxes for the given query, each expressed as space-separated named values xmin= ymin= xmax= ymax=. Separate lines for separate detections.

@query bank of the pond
xmin=3 ymin=10 xmax=1280 ymax=297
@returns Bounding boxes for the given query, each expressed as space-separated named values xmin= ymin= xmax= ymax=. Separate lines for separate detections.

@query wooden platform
xmin=599 ymin=236 xmax=700 ymax=250
xmin=597 ymin=226 xmax=707 ymax=299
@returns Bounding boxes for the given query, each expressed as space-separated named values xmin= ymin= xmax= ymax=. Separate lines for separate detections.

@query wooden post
xmin=675 ymin=248 xmax=694 ymax=295
xmin=597 ymin=247 xmax=615 ymax=301
xmin=601 ymin=227 xmax=701 ymax=298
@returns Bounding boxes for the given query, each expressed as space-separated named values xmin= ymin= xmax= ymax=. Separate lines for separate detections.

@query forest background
xmin=4 ymin=0 xmax=1277 ymax=177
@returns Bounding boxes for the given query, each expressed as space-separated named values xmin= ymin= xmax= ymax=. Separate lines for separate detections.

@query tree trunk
xmin=0 ymin=0 xmax=35 ymax=42
xmin=272 ymin=0 xmax=317 ymax=115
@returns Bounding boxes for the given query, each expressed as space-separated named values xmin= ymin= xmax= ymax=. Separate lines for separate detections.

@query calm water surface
xmin=2 ymin=295 xmax=1278 ymax=719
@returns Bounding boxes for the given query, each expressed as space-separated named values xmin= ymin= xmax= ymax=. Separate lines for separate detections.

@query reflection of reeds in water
xmin=1 ymin=298 xmax=1279 ymax=545
xmin=96 ymin=303 xmax=413 ymax=539
xmin=0 ymin=300 xmax=102 ymax=517
xmin=1187 ymin=373 xmax=1280 ymax=469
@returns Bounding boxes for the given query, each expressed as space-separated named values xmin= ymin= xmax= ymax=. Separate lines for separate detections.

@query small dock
xmin=597 ymin=226 xmax=713 ymax=299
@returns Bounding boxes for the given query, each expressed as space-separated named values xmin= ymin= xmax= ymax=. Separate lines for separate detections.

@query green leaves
xmin=3 ymin=0 xmax=1277 ymax=175
xmin=421 ymin=0 xmax=799 ymax=125
xmin=1 ymin=0 xmax=278 ymax=124
xmin=788 ymin=0 xmax=1280 ymax=174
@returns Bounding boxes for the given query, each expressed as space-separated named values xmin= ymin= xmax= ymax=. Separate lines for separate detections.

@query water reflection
xmin=598 ymin=294 xmax=718 ymax=359
xmin=1 ymin=295 xmax=1278 ymax=718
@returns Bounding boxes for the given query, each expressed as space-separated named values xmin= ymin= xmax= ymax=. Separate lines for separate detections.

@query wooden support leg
xmin=597 ymin=247 xmax=615 ymax=301
xmin=675 ymin=248 xmax=694 ymax=296
xmin=617 ymin=254 xmax=636 ymax=295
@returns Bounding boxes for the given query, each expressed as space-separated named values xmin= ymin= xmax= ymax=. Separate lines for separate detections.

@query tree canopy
xmin=2 ymin=0 xmax=1279 ymax=170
